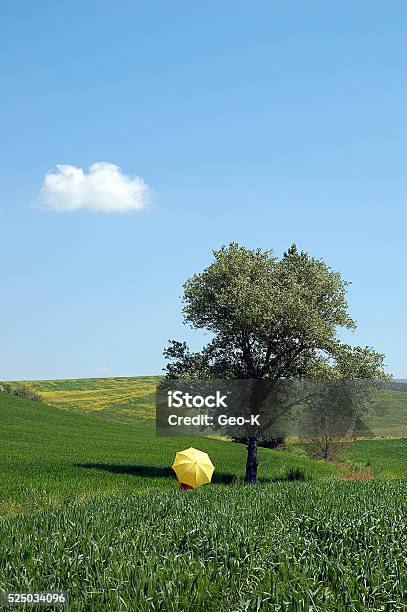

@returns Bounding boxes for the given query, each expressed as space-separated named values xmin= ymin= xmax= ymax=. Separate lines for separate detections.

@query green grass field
xmin=0 ymin=389 xmax=337 ymax=515
xmin=1 ymin=482 xmax=405 ymax=611
xmin=0 ymin=377 xmax=406 ymax=610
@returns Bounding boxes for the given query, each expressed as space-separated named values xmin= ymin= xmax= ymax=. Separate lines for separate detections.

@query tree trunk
xmin=245 ymin=437 xmax=258 ymax=483
xmin=323 ymin=437 xmax=329 ymax=461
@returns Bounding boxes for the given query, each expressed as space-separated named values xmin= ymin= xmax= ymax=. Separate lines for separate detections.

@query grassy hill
xmin=0 ymin=389 xmax=337 ymax=516
xmin=1 ymin=377 xmax=406 ymax=610
xmin=368 ymin=387 xmax=407 ymax=436
xmin=6 ymin=375 xmax=407 ymax=433
xmin=8 ymin=376 xmax=160 ymax=418
xmin=1 ymin=376 xmax=407 ymax=515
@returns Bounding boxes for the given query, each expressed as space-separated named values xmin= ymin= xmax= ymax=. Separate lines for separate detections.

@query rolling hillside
xmin=12 ymin=376 xmax=160 ymax=419
xmin=5 ymin=376 xmax=407 ymax=435
xmin=0 ymin=389 xmax=337 ymax=516
xmin=1 ymin=378 xmax=406 ymax=610
xmin=1 ymin=376 xmax=407 ymax=516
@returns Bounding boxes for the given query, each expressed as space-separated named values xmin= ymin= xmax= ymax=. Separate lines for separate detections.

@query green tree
xmin=164 ymin=243 xmax=387 ymax=483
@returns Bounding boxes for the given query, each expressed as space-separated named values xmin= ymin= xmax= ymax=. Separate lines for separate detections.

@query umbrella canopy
xmin=172 ymin=447 xmax=214 ymax=489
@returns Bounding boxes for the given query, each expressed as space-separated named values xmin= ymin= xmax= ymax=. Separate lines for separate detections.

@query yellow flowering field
xmin=6 ymin=376 xmax=161 ymax=419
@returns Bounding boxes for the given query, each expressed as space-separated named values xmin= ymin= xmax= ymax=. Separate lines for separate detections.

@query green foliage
xmin=285 ymin=466 xmax=306 ymax=481
xmin=233 ymin=434 xmax=286 ymax=449
xmin=164 ymin=243 xmax=388 ymax=480
xmin=12 ymin=385 xmax=43 ymax=402
xmin=165 ymin=243 xmax=387 ymax=381
xmin=0 ymin=482 xmax=405 ymax=610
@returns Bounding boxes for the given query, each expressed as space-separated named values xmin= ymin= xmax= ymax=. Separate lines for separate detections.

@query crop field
xmin=0 ymin=482 xmax=406 ymax=610
xmin=0 ymin=377 xmax=406 ymax=610
xmin=11 ymin=376 xmax=160 ymax=419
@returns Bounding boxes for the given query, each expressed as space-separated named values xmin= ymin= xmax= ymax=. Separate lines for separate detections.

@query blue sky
xmin=0 ymin=1 xmax=406 ymax=380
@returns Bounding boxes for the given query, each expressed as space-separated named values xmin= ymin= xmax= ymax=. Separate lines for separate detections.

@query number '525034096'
xmin=0 ymin=592 xmax=68 ymax=607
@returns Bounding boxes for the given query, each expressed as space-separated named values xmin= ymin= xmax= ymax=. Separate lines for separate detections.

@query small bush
xmin=232 ymin=435 xmax=286 ymax=449
xmin=285 ymin=467 xmax=306 ymax=481
xmin=305 ymin=436 xmax=352 ymax=461
xmin=12 ymin=385 xmax=43 ymax=403
xmin=0 ymin=383 xmax=13 ymax=394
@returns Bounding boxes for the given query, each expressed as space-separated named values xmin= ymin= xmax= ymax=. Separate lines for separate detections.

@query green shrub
xmin=232 ymin=434 xmax=286 ymax=449
xmin=11 ymin=385 xmax=43 ymax=403
xmin=285 ymin=466 xmax=306 ymax=481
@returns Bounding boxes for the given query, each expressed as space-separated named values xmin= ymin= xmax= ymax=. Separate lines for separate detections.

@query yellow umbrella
xmin=172 ymin=447 xmax=214 ymax=489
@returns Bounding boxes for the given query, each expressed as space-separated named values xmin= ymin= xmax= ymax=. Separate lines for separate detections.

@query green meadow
xmin=0 ymin=386 xmax=337 ymax=515
xmin=0 ymin=377 xmax=406 ymax=610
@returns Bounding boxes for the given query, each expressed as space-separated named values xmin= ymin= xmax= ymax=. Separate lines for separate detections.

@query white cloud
xmin=37 ymin=162 xmax=151 ymax=212
xmin=97 ymin=365 xmax=111 ymax=374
